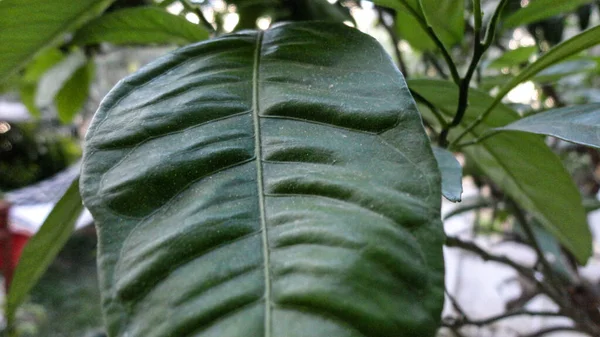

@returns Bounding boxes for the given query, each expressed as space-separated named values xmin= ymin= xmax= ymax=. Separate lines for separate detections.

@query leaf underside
xmin=81 ymin=22 xmax=444 ymax=337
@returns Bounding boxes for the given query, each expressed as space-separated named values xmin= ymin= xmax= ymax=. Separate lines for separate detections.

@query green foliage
xmin=72 ymin=7 xmax=210 ymax=46
xmin=432 ymin=147 xmax=463 ymax=202
xmin=0 ymin=0 xmax=115 ymax=82
xmin=3 ymin=1 xmax=600 ymax=336
xmin=410 ymin=79 xmax=592 ymax=263
xmin=497 ymin=103 xmax=600 ymax=149
xmin=6 ymin=178 xmax=82 ymax=324
xmin=503 ymin=0 xmax=593 ymax=28
xmin=80 ymin=22 xmax=444 ymax=337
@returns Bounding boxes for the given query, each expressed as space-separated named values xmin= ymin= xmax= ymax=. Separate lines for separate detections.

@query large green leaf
xmin=0 ymin=0 xmax=115 ymax=82
xmin=80 ymin=22 xmax=444 ymax=337
xmin=6 ymin=178 xmax=82 ymax=323
xmin=409 ymin=79 xmax=592 ymax=263
xmin=503 ymin=0 xmax=593 ymax=28
xmin=19 ymin=49 xmax=65 ymax=118
xmin=496 ymin=103 xmax=600 ymax=149
xmin=72 ymin=7 xmax=210 ymax=46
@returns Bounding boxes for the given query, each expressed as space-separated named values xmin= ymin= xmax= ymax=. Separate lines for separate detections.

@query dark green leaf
xmin=56 ymin=60 xmax=95 ymax=124
xmin=409 ymin=79 xmax=592 ymax=264
xmin=6 ymin=178 xmax=83 ymax=323
xmin=35 ymin=50 xmax=87 ymax=109
xmin=503 ymin=0 xmax=592 ymax=28
xmin=0 ymin=0 xmax=115 ymax=83
xmin=432 ymin=146 xmax=462 ymax=202
xmin=81 ymin=22 xmax=444 ymax=337
xmin=496 ymin=103 xmax=600 ymax=149
xmin=72 ymin=7 xmax=209 ymax=46
xmin=487 ymin=46 xmax=537 ymax=69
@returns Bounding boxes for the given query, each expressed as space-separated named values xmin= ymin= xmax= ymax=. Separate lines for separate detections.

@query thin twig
xmin=385 ymin=1 xmax=460 ymax=84
xmin=520 ymin=326 xmax=585 ymax=337
xmin=377 ymin=8 xmax=409 ymax=77
xmin=444 ymin=309 xmax=565 ymax=328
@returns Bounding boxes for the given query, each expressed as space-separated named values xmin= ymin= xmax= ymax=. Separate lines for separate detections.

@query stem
xmin=520 ymin=326 xmax=586 ymax=337
xmin=377 ymin=8 xmax=409 ymax=77
xmin=473 ymin=0 xmax=483 ymax=37
xmin=444 ymin=309 xmax=565 ymax=328
xmin=424 ymin=52 xmax=449 ymax=80
xmin=181 ymin=0 xmax=216 ymax=34
xmin=449 ymin=0 xmax=511 ymax=148
xmin=411 ymin=90 xmax=448 ymax=128
xmin=445 ymin=236 xmax=535 ymax=278
xmin=391 ymin=1 xmax=460 ymax=84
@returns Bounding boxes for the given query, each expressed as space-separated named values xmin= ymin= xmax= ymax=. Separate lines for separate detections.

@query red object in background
xmin=1 ymin=201 xmax=31 ymax=291
xmin=0 ymin=232 xmax=30 ymax=269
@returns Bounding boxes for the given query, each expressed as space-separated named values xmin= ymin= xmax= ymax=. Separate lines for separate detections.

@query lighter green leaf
xmin=432 ymin=146 xmax=462 ymax=202
xmin=0 ymin=0 xmax=115 ymax=83
xmin=19 ymin=49 xmax=65 ymax=118
xmin=72 ymin=7 xmax=209 ymax=46
xmin=494 ymin=25 xmax=600 ymax=102
xmin=81 ymin=22 xmax=444 ymax=337
xmin=409 ymin=79 xmax=592 ymax=264
xmin=496 ymin=103 xmax=600 ymax=149
xmin=504 ymin=0 xmax=593 ymax=28
xmin=35 ymin=50 xmax=87 ymax=109
xmin=487 ymin=46 xmax=537 ymax=69
xmin=6 ymin=178 xmax=82 ymax=323
xmin=56 ymin=60 xmax=95 ymax=124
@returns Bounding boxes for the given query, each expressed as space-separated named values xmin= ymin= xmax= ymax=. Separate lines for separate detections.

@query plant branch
xmin=440 ymin=0 xmax=509 ymax=148
xmin=388 ymin=1 xmax=460 ymax=84
xmin=444 ymin=309 xmax=565 ymax=328
xmin=181 ymin=0 xmax=216 ymax=34
xmin=411 ymin=90 xmax=448 ymax=129
xmin=377 ymin=8 xmax=409 ymax=77
xmin=520 ymin=326 xmax=585 ymax=337
xmin=445 ymin=236 xmax=535 ymax=277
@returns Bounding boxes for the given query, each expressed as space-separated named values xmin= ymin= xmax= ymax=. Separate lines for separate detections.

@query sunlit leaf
xmin=0 ymin=0 xmax=115 ymax=82
xmin=72 ymin=7 xmax=209 ymax=46
xmin=503 ymin=0 xmax=593 ymax=28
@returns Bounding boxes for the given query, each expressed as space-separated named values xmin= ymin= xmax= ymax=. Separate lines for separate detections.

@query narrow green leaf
xmin=6 ymin=177 xmax=83 ymax=323
xmin=56 ymin=60 xmax=95 ymax=124
xmin=432 ymin=146 xmax=462 ymax=202
xmin=496 ymin=103 xmax=600 ymax=149
xmin=504 ymin=0 xmax=593 ymax=28
xmin=494 ymin=25 xmax=600 ymax=102
xmin=532 ymin=59 xmax=596 ymax=83
xmin=72 ymin=7 xmax=209 ymax=46
xmin=409 ymin=79 xmax=592 ymax=264
xmin=35 ymin=50 xmax=87 ymax=109
xmin=0 ymin=0 xmax=115 ymax=83
xmin=81 ymin=22 xmax=445 ymax=337
xmin=487 ymin=46 xmax=537 ymax=69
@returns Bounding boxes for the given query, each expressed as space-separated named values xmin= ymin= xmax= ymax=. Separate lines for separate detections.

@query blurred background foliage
xmin=0 ymin=0 xmax=599 ymax=336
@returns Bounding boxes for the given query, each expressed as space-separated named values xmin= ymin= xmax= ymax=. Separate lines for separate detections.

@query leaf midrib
xmin=252 ymin=30 xmax=272 ymax=337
